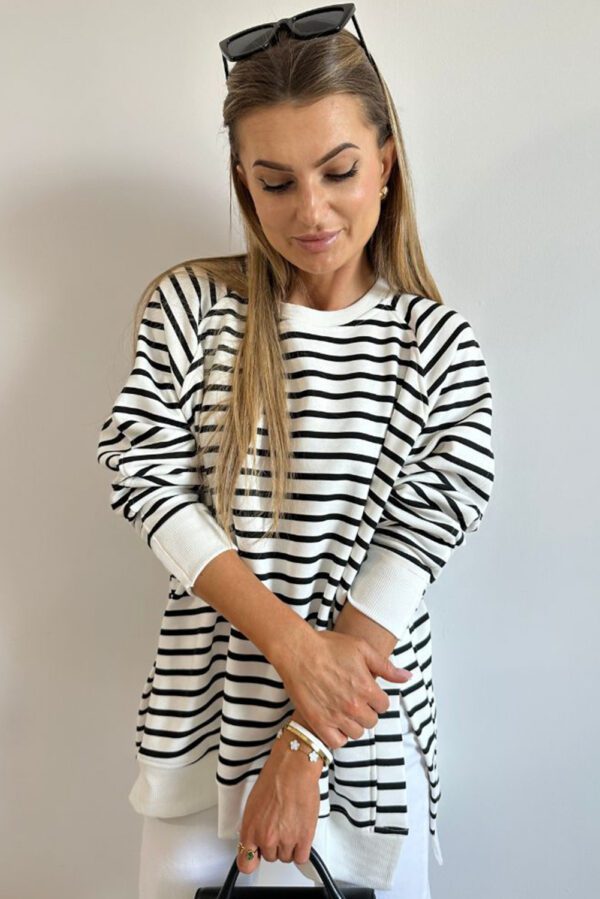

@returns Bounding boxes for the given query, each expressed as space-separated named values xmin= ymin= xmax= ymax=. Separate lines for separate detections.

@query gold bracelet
xmin=276 ymin=723 xmax=327 ymax=766
xmin=285 ymin=723 xmax=329 ymax=763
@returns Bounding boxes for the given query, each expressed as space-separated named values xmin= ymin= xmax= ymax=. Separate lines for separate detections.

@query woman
xmin=96 ymin=6 xmax=495 ymax=898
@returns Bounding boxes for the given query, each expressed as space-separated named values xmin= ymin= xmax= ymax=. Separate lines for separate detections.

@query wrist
xmin=270 ymin=719 xmax=325 ymax=778
xmin=287 ymin=711 xmax=313 ymax=736
xmin=268 ymin=619 xmax=316 ymax=680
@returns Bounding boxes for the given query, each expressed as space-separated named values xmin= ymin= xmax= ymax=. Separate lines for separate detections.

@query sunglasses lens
xmin=227 ymin=26 xmax=274 ymax=58
xmin=293 ymin=9 xmax=346 ymax=36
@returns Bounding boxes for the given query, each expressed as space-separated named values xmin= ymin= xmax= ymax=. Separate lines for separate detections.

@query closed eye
xmin=259 ymin=162 xmax=359 ymax=193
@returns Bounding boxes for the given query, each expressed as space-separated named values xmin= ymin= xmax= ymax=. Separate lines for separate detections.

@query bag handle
xmin=214 ymin=846 xmax=346 ymax=898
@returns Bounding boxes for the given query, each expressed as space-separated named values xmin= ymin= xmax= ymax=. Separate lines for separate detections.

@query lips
xmin=295 ymin=230 xmax=339 ymax=241
xmin=293 ymin=230 xmax=341 ymax=253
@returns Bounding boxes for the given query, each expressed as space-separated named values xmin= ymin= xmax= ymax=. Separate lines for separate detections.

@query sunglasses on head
xmin=219 ymin=3 xmax=381 ymax=82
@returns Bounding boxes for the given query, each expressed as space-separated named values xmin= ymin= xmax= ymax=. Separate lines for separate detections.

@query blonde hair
xmin=131 ymin=29 xmax=443 ymax=543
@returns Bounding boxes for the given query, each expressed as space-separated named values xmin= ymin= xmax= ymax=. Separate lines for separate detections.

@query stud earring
xmin=379 ymin=185 xmax=389 ymax=200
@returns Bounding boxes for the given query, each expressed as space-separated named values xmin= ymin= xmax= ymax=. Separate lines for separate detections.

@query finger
xmin=294 ymin=842 xmax=312 ymax=866
xmin=236 ymin=840 xmax=261 ymax=874
xmin=277 ymin=843 xmax=296 ymax=863
xmin=260 ymin=844 xmax=278 ymax=863
xmin=348 ymin=699 xmax=381 ymax=729
xmin=370 ymin=686 xmax=391 ymax=714
xmin=325 ymin=726 xmax=349 ymax=749
xmin=339 ymin=714 xmax=365 ymax=740
xmin=362 ymin=641 xmax=413 ymax=683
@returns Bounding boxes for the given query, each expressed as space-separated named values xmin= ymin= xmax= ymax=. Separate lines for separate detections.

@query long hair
xmin=130 ymin=29 xmax=443 ymax=543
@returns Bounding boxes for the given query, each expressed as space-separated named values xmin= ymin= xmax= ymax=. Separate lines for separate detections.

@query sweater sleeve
xmin=346 ymin=312 xmax=495 ymax=641
xmin=96 ymin=272 xmax=237 ymax=591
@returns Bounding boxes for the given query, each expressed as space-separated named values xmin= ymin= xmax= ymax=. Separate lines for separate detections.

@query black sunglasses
xmin=219 ymin=3 xmax=381 ymax=82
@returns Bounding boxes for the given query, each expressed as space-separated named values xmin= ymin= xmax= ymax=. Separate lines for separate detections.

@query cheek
xmin=253 ymin=194 xmax=287 ymax=231
xmin=347 ymin=176 xmax=378 ymax=209
xmin=342 ymin=181 xmax=379 ymax=233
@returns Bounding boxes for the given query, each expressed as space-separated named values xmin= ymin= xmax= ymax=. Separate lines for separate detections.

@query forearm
xmin=192 ymin=550 xmax=311 ymax=668
xmin=195 ymin=552 xmax=328 ymax=781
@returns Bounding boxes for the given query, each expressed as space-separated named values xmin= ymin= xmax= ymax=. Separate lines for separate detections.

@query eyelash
xmin=260 ymin=162 xmax=359 ymax=193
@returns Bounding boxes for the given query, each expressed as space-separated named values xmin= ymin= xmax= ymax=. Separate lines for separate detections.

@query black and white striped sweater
xmin=96 ymin=267 xmax=495 ymax=890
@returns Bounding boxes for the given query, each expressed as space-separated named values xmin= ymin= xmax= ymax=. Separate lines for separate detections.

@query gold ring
xmin=237 ymin=841 xmax=260 ymax=860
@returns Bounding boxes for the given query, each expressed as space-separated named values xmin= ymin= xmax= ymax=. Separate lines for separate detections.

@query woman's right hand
xmin=276 ymin=629 xmax=413 ymax=749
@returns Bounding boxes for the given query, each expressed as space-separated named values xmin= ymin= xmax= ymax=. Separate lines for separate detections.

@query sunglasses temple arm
xmin=221 ymin=54 xmax=229 ymax=80
xmin=349 ymin=16 xmax=371 ymax=62
xmin=350 ymin=14 xmax=365 ymax=45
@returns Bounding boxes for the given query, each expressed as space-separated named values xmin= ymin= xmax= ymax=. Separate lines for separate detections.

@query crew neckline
xmin=279 ymin=275 xmax=393 ymax=328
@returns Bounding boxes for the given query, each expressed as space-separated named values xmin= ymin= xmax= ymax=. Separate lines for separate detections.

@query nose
xmin=293 ymin=179 xmax=331 ymax=226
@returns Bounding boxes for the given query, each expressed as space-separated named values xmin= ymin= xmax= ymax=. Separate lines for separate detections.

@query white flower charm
xmin=290 ymin=739 xmax=300 ymax=751
xmin=308 ymin=749 xmax=319 ymax=763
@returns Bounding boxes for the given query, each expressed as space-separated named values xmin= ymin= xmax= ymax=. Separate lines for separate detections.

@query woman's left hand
xmin=236 ymin=729 xmax=323 ymax=875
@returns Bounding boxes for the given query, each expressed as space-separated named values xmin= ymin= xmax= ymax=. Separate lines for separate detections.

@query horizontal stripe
xmin=96 ymin=266 xmax=495 ymax=887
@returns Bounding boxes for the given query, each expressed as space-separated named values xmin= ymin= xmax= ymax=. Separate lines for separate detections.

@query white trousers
xmin=138 ymin=726 xmax=432 ymax=899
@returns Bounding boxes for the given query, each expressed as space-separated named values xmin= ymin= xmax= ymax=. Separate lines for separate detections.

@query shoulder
xmin=392 ymin=292 xmax=472 ymax=343
xmin=148 ymin=263 xmax=235 ymax=329
xmin=133 ymin=264 xmax=244 ymax=385
xmin=391 ymin=292 xmax=484 ymax=397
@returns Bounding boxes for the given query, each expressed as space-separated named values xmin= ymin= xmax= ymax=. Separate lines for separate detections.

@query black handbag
xmin=194 ymin=845 xmax=375 ymax=898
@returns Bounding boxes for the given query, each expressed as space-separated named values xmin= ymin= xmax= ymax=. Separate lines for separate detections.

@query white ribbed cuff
xmin=346 ymin=543 xmax=430 ymax=640
xmin=143 ymin=502 xmax=237 ymax=591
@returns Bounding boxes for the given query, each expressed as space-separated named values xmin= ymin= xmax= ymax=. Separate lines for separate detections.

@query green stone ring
xmin=237 ymin=841 xmax=258 ymax=860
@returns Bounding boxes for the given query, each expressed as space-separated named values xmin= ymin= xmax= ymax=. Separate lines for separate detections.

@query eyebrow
xmin=252 ymin=142 xmax=360 ymax=172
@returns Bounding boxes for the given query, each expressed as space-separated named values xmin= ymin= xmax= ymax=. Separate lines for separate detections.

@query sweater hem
xmin=128 ymin=748 xmax=218 ymax=818
xmin=129 ymin=751 xmax=443 ymax=889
